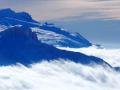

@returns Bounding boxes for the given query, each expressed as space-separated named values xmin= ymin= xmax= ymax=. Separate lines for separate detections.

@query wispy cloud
xmin=0 ymin=0 xmax=120 ymax=21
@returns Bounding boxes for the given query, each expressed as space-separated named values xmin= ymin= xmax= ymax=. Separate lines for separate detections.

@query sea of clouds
xmin=0 ymin=60 xmax=120 ymax=90
xmin=58 ymin=46 xmax=120 ymax=67
xmin=0 ymin=47 xmax=120 ymax=90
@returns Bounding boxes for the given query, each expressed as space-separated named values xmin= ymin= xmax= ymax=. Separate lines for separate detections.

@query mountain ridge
xmin=0 ymin=25 xmax=110 ymax=67
xmin=0 ymin=9 xmax=119 ymax=71
xmin=0 ymin=8 xmax=91 ymax=48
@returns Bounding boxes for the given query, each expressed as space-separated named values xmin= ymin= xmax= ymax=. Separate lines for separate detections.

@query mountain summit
xmin=0 ymin=8 xmax=33 ymax=22
xmin=0 ymin=8 xmax=115 ymax=70
xmin=0 ymin=8 xmax=91 ymax=48
xmin=0 ymin=25 xmax=110 ymax=67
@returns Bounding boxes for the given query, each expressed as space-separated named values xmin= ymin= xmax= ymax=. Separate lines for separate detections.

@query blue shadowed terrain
xmin=0 ymin=8 xmax=91 ymax=48
xmin=0 ymin=8 xmax=35 ymax=22
xmin=0 ymin=8 xmax=116 ymax=71
xmin=0 ymin=26 xmax=110 ymax=67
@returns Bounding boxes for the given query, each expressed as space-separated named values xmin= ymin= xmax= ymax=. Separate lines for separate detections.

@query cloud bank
xmin=0 ymin=46 xmax=120 ymax=90
xmin=0 ymin=60 xmax=119 ymax=90
xmin=58 ymin=46 xmax=120 ymax=67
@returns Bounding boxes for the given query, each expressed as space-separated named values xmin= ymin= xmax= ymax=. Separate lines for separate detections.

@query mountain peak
xmin=0 ymin=26 xmax=39 ymax=52
xmin=0 ymin=25 xmax=109 ymax=67
xmin=0 ymin=8 xmax=14 ymax=12
xmin=0 ymin=8 xmax=15 ymax=18
xmin=0 ymin=8 xmax=33 ymax=22
xmin=0 ymin=8 xmax=92 ymax=48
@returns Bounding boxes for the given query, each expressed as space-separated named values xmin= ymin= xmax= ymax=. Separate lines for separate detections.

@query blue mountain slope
xmin=0 ymin=8 xmax=35 ymax=22
xmin=0 ymin=26 xmax=110 ymax=67
xmin=0 ymin=8 xmax=91 ymax=48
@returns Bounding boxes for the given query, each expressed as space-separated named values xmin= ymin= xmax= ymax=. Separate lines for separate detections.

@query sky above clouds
xmin=0 ymin=0 xmax=120 ymax=48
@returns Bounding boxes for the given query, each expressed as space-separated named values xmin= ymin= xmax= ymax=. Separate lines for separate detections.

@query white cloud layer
xmin=0 ymin=46 xmax=119 ymax=90
xmin=58 ymin=46 xmax=120 ymax=67
xmin=0 ymin=60 xmax=120 ymax=90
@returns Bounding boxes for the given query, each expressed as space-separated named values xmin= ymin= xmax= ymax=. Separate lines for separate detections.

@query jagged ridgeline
xmin=0 ymin=8 xmax=111 ymax=68
xmin=0 ymin=8 xmax=91 ymax=48
xmin=0 ymin=26 xmax=110 ymax=67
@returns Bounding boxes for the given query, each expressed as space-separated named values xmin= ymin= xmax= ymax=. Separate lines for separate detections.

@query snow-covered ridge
xmin=0 ymin=8 xmax=91 ymax=48
xmin=32 ymin=27 xmax=90 ymax=47
xmin=0 ymin=25 xmax=111 ymax=68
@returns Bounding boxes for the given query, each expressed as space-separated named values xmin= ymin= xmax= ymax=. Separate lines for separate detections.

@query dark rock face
xmin=0 ymin=26 xmax=110 ymax=67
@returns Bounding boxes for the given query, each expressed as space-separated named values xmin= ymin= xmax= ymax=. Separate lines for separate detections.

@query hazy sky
xmin=1 ymin=0 xmax=120 ymax=21
xmin=0 ymin=0 xmax=120 ymax=48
